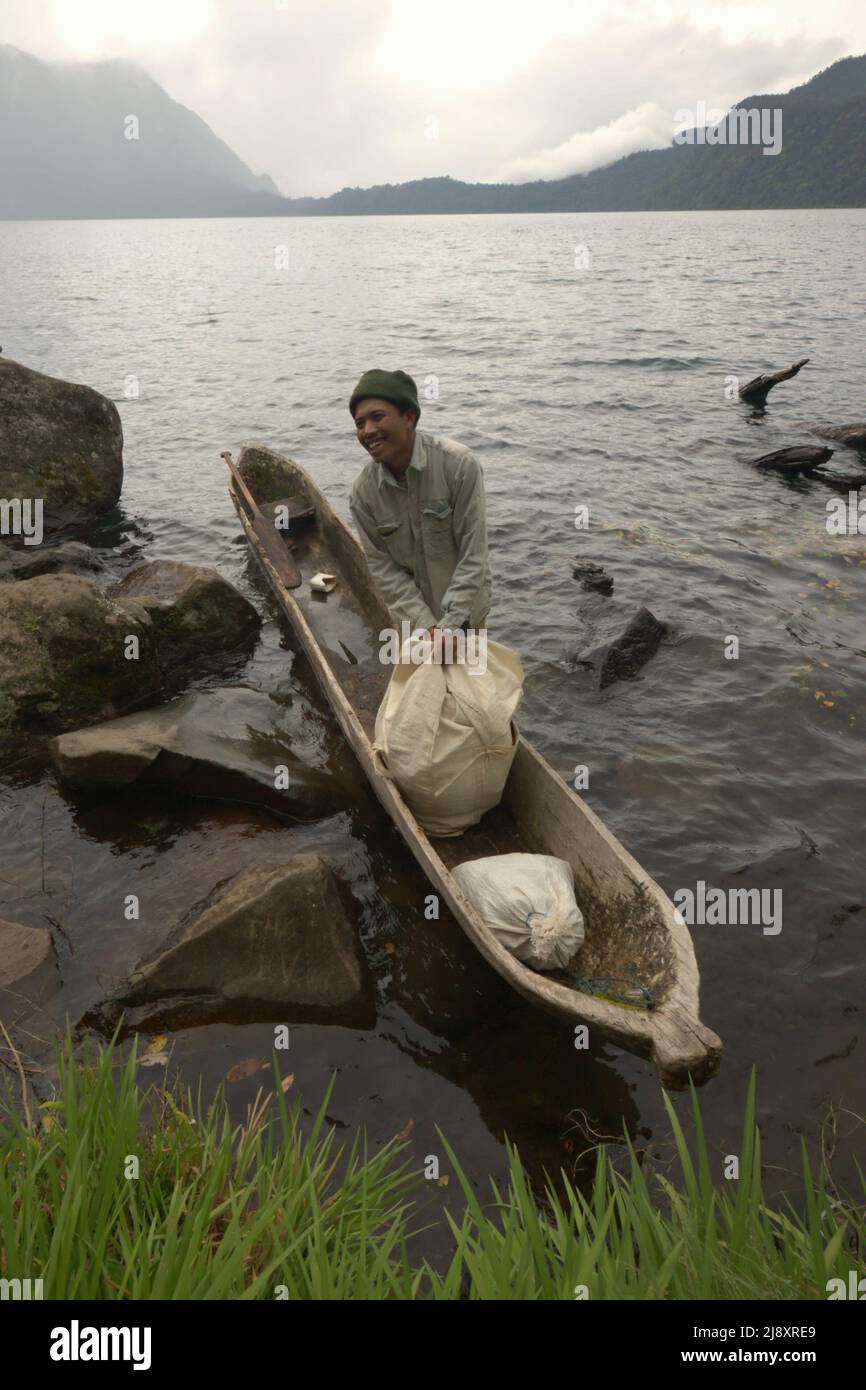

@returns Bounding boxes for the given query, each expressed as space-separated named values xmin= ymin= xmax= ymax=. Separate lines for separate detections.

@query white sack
xmin=452 ymin=853 xmax=585 ymax=970
xmin=374 ymin=639 xmax=523 ymax=836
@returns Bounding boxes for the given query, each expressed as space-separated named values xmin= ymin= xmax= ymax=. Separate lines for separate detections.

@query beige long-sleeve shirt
xmin=349 ymin=430 xmax=491 ymax=631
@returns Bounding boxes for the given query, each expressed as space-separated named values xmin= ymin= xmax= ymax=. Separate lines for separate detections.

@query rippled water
xmin=2 ymin=210 xmax=865 ymax=1198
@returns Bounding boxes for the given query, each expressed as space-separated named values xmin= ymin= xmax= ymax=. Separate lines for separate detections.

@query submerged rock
xmin=52 ymin=687 xmax=353 ymax=818
xmin=571 ymin=606 xmax=669 ymax=689
xmin=0 ymin=357 xmax=123 ymax=535
xmin=0 ymin=918 xmax=59 ymax=1024
xmin=573 ymin=561 xmax=613 ymax=595
xmin=0 ymin=540 xmax=105 ymax=583
xmin=109 ymin=560 xmax=260 ymax=676
xmin=90 ymin=856 xmax=371 ymax=1030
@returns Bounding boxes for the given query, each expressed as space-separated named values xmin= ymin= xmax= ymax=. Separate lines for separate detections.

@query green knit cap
xmin=349 ymin=368 xmax=420 ymax=421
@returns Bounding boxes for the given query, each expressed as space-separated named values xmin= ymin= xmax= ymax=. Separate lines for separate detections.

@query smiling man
xmin=348 ymin=368 xmax=491 ymax=651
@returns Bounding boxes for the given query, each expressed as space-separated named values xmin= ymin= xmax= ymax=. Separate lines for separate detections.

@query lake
xmin=1 ymin=209 xmax=864 ymax=1210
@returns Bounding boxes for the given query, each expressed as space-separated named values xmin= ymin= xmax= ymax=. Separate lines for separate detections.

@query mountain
xmin=274 ymin=53 xmax=866 ymax=215
xmin=0 ymin=45 xmax=283 ymax=218
xmin=1 ymin=47 xmax=863 ymax=218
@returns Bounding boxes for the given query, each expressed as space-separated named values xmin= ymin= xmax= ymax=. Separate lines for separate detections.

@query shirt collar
xmin=377 ymin=430 xmax=426 ymax=487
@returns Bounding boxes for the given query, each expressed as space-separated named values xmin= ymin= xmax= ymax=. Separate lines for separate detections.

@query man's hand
xmin=425 ymin=625 xmax=461 ymax=663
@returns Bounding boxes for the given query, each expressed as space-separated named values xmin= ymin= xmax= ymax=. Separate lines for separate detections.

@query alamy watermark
xmin=0 ymin=498 xmax=43 ymax=546
xmin=49 ymin=1321 xmax=151 ymax=1370
xmin=674 ymin=880 xmax=782 ymax=936
xmin=1 ymin=1276 xmax=43 ymax=1299
xmin=673 ymin=104 xmax=782 ymax=157
xmin=826 ymin=492 xmax=866 ymax=535
xmin=379 ymin=622 xmax=488 ymax=674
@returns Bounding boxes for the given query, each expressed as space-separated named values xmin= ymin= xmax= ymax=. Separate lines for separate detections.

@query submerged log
xmin=752 ymin=445 xmax=834 ymax=474
xmin=814 ymin=469 xmax=866 ymax=494
xmin=810 ymin=423 xmax=866 ymax=450
xmin=739 ymin=358 xmax=809 ymax=402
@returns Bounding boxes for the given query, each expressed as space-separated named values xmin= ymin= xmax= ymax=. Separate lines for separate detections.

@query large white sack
xmin=374 ymin=639 xmax=523 ymax=836
xmin=452 ymin=853 xmax=585 ymax=970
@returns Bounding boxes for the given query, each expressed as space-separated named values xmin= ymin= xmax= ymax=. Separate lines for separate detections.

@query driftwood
xmin=810 ymin=424 xmax=866 ymax=451
xmin=813 ymin=468 xmax=866 ymax=494
xmin=752 ymin=445 xmax=834 ymax=474
xmin=739 ymin=358 xmax=809 ymax=402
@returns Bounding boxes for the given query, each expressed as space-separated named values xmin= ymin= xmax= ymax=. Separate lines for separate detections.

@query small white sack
xmin=374 ymin=639 xmax=523 ymax=837
xmin=452 ymin=853 xmax=585 ymax=970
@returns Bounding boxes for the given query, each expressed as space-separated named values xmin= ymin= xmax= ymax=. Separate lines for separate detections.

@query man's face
xmin=353 ymin=397 xmax=416 ymax=469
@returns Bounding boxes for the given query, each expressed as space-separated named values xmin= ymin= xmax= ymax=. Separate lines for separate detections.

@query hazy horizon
xmin=1 ymin=0 xmax=864 ymax=198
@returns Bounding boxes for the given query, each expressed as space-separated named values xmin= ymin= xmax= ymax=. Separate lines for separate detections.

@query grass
xmin=1 ymin=1031 xmax=863 ymax=1300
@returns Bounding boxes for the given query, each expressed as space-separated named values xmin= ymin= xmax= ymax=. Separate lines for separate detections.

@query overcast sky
xmin=1 ymin=0 xmax=863 ymax=196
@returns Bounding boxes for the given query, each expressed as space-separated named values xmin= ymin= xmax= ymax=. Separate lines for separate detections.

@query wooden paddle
xmin=221 ymin=450 xmax=303 ymax=589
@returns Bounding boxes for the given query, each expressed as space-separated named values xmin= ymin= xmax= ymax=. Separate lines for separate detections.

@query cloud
xmin=475 ymin=19 xmax=847 ymax=184
xmin=0 ymin=0 xmax=858 ymax=195
xmin=489 ymin=103 xmax=673 ymax=183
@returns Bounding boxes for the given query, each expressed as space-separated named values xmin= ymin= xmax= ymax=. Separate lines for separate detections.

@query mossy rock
xmin=0 ymin=563 xmax=260 ymax=738
xmin=109 ymin=561 xmax=261 ymax=674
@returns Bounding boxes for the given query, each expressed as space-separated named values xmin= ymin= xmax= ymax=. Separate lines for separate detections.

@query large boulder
xmin=0 ymin=918 xmax=59 ymax=1025
xmin=51 ymin=687 xmax=355 ymax=818
xmin=0 ymin=357 xmax=123 ymax=535
xmin=109 ymin=560 xmax=260 ymax=676
xmin=88 ymin=856 xmax=372 ymax=1030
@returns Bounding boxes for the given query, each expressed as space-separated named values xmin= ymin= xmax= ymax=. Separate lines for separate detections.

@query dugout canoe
xmin=228 ymin=444 xmax=721 ymax=1087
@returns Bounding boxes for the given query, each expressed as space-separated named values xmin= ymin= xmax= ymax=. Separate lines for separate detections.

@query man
xmin=348 ymin=368 xmax=491 ymax=658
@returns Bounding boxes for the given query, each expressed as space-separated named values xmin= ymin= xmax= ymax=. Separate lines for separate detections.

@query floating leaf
xmin=140 ymin=1035 xmax=170 ymax=1067
xmin=140 ymin=1051 xmax=169 ymax=1067
xmin=280 ymin=1073 xmax=295 ymax=1094
xmin=395 ymin=1118 xmax=414 ymax=1141
xmin=227 ymin=1058 xmax=269 ymax=1083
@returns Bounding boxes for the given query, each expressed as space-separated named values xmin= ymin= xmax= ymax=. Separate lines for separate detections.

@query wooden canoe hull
xmin=229 ymin=445 xmax=721 ymax=1087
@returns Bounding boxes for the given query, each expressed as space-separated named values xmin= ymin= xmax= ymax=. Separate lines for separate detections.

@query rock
xmin=572 ymin=606 xmax=669 ymax=689
xmin=51 ymin=687 xmax=355 ymax=818
xmin=0 ymin=540 xmax=105 ymax=583
xmin=109 ymin=560 xmax=260 ymax=676
xmin=0 ymin=918 xmax=59 ymax=1024
xmin=0 ymin=566 xmax=261 ymax=737
xmin=0 ymin=573 xmax=158 ymax=735
xmin=0 ymin=357 xmax=123 ymax=535
xmin=1 ymin=564 xmax=261 ymax=739
xmin=93 ymin=856 xmax=371 ymax=1028
xmin=573 ymin=561 xmax=613 ymax=595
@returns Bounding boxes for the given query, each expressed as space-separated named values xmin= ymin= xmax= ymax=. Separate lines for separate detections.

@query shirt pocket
xmin=376 ymin=517 xmax=413 ymax=567
xmin=421 ymin=499 xmax=454 ymax=557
